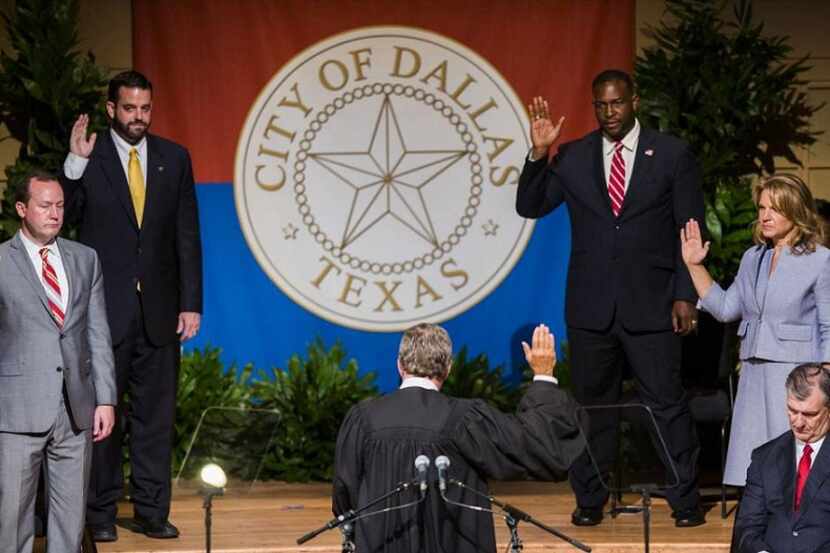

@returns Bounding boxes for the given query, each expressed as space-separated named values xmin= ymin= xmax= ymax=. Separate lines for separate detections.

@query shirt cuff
xmin=64 ymin=152 xmax=89 ymax=179
xmin=527 ymin=148 xmax=546 ymax=163
xmin=533 ymin=374 xmax=559 ymax=385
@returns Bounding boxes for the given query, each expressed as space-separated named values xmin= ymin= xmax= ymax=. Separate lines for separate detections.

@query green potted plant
xmin=0 ymin=0 xmax=109 ymax=239
xmin=635 ymin=0 xmax=822 ymax=283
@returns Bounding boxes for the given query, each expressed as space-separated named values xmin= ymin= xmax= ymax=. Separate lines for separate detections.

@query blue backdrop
xmin=187 ymin=183 xmax=571 ymax=392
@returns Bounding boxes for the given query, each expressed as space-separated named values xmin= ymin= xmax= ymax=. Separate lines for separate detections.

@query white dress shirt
xmin=602 ymin=118 xmax=640 ymax=194
xmin=796 ymin=435 xmax=824 ymax=467
xmin=64 ymin=129 xmax=148 ymax=188
xmin=19 ymin=231 xmax=69 ymax=315
xmin=399 ymin=374 xmax=558 ymax=390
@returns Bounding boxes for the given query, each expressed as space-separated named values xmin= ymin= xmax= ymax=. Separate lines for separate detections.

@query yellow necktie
xmin=128 ymin=148 xmax=145 ymax=227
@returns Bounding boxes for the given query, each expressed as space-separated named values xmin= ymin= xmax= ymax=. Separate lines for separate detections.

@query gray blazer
xmin=0 ymin=233 xmax=116 ymax=432
xmin=701 ymin=244 xmax=830 ymax=363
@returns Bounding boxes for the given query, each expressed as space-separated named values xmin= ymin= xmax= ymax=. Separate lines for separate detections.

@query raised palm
xmin=70 ymin=114 xmax=97 ymax=158
xmin=528 ymin=96 xmax=564 ymax=155
xmin=680 ymin=219 xmax=710 ymax=266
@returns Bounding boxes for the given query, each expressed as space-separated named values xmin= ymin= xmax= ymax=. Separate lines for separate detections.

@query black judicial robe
xmin=332 ymin=380 xmax=585 ymax=552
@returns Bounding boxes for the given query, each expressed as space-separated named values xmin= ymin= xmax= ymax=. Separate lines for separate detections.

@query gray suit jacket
xmin=700 ymin=244 xmax=830 ymax=363
xmin=0 ymin=233 xmax=116 ymax=432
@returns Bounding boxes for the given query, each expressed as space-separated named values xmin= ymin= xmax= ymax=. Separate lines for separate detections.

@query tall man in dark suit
xmin=517 ymin=69 xmax=706 ymax=527
xmin=735 ymin=363 xmax=830 ymax=553
xmin=0 ymin=171 xmax=116 ymax=553
xmin=61 ymin=70 xmax=203 ymax=541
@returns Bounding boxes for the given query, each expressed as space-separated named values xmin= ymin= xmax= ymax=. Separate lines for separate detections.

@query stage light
xmin=201 ymin=463 xmax=227 ymax=489
xmin=200 ymin=463 xmax=226 ymax=553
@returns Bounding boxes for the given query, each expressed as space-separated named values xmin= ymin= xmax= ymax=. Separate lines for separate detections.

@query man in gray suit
xmin=0 ymin=170 xmax=116 ymax=553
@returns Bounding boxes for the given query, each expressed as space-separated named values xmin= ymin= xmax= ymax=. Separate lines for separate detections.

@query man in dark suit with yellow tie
xmin=60 ymin=70 xmax=203 ymax=542
xmin=735 ymin=362 xmax=830 ymax=553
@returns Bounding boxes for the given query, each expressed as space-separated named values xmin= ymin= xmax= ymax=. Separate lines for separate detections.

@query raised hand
xmin=70 ymin=114 xmax=97 ymax=158
xmin=528 ymin=96 xmax=565 ymax=159
xmin=521 ymin=324 xmax=557 ymax=377
xmin=680 ymin=218 xmax=710 ymax=266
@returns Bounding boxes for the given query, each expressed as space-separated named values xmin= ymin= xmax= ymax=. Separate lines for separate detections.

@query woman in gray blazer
xmin=681 ymin=174 xmax=829 ymax=487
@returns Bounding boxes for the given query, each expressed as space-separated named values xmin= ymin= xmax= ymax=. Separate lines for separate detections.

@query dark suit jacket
xmin=735 ymin=431 xmax=830 ymax=553
xmin=517 ymin=127 xmax=705 ymax=332
xmin=60 ymin=131 xmax=202 ymax=346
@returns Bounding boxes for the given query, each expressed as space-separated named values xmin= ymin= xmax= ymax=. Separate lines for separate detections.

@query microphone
xmin=414 ymin=455 xmax=430 ymax=496
xmin=435 ymin=455 xmax=450 ymax=493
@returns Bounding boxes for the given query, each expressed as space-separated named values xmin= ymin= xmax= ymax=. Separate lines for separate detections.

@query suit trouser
xmin=86 ymin=296 xmax=179 ymax=526
xmin=567 ymin=317 xmax=701 ymax=512
xmin=0 ymin=393 xmax=91 ymax=553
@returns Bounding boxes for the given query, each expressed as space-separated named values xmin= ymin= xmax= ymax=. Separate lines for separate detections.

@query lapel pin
xmin=158 ymin=166 xmax=164 ymax=172
xmin=644 ymin=149 xmax=654 ymax=157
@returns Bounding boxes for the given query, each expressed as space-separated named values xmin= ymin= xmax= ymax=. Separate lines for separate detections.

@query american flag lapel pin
xmin=644 ymin=149 xmax=654 ymax=157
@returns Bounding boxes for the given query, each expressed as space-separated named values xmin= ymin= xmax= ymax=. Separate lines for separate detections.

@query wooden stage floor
xmin=69 ymin=481 xmax=737 ymax=553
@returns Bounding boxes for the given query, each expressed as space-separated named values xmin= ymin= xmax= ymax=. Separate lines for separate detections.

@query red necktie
xmin=794 ymin=443 xmax=813 ymax=511
xmin=39 ymin=247 xmax=64 ymax=328
xmin=608 ymin=140 xmax=626 ymax=217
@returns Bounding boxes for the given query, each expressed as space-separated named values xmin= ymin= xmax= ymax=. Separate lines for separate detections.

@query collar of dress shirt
xmin=399 ymin=376 xmax=439 ymax=391
xmin=603 ymin=118 xmax=640 ymax=156
xmin=110 ymin=127 xmax=147 ymax=162
xmin=796 ymin=434 xmax=825 ymax=461
xmin=18 ymin=229 xmax=58 ymax=260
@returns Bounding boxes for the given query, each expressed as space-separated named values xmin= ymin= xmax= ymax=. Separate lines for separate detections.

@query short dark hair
xmin=592 ymin=69 xmax=635 ymax=94
xmin=14 ymin=169 xmax=60 ymax=205
xmin=786 ymin=363 xmax=830 ymax=407
xmin=108 ymin=70 xmax=153 ymax=103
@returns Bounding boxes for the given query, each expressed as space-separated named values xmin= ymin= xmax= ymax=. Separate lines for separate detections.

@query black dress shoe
xmin=673 ymin=507 xmax=706 ymax=527
xmin=571 ymin=507 xmax=604 ymax=526
xmin=89 ymin=524 xmax=118 ymax=542
xmin=131 ymin=517 xmax=180 ymax=539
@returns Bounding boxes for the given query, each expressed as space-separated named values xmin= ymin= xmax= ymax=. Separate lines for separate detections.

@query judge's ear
xmin=397 ymin=358 xmax=406 ymax=380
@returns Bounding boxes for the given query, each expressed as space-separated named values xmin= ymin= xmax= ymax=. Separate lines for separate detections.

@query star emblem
xmin=482 ymin=219 xmax=499 ymax=237
xmin=309 ymin=94 xmax=468 ymax=249
xmin=282 ymin=223 xmax=299 ymax=240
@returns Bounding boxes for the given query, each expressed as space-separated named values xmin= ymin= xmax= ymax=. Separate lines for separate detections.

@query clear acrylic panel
xmin=174 ymin=406 xmax=281 ymax=493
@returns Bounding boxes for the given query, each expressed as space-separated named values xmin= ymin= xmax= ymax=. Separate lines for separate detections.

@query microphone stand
xmin=448 ymin=479 xmax=592 ymax=553
xmin=297 ymin=479 xmax=425 ymax=547
xmin=608 ymin=483 xmax=658 ymax=553
xmin=339 ymin=521 xmax=355 ymax=553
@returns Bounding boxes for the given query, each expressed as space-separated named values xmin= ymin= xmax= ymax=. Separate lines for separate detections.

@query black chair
xmin=686 ymin=319 xmax=740 ymax=518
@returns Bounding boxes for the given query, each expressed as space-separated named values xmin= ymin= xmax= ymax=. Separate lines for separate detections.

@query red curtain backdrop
xmin=132 ymin=0 xmax=635 ymax=184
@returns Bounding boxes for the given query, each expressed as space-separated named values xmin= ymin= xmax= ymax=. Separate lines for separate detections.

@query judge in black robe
xmin=333 ymin=323 xmax=585 ymax=552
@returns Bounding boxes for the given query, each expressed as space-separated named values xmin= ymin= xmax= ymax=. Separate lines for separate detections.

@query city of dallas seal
xmin=235 ymin=26 xmax=534 ymax=331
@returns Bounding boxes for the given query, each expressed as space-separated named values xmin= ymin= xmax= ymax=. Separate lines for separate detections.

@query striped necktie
xmin=608 ymin=140 xmax=626 ymax=217
xmin=40 ymin=247 xmax=64 ymax=328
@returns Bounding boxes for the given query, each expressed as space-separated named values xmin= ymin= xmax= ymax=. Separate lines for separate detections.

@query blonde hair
xmin=752 ymin=173 xmax=825 ymax=255
xmin=398 ymin=323 xmax=452 ymax=380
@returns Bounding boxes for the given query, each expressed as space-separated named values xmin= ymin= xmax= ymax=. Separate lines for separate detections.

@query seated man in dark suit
xmin=333 ymin=323 xmax=586 ymax=553
xmin=735 ymin=362 xmax=830 ymax=553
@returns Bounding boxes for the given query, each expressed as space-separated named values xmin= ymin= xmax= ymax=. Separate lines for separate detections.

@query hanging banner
xmin=133 ymin=1 xmax=634 ymax=390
